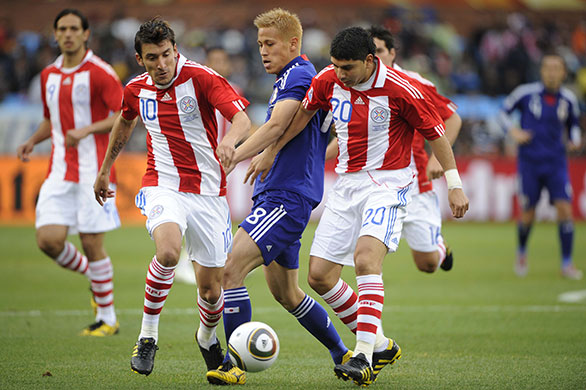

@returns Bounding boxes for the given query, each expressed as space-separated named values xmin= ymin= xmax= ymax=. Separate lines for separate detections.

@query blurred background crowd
xmin=0 ymin=0 xmax=585 ymax=156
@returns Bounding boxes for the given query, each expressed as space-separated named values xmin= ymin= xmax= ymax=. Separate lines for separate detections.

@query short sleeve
xmin=197 ymin=70 xmax=249 ymax=121
xmin=121 ymin=86 xmax=138 ymax=121
xmin=302 ymin=77 xmax=330 ymax=112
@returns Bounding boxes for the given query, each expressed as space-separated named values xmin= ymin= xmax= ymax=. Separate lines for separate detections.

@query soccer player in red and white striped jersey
xmin=241 ymin=27 xmax=469 ymax=385
xmin=17 ymin=9 xmax=122 ymax=337
xmin=94 ymin=18 xmax=251 ymax=376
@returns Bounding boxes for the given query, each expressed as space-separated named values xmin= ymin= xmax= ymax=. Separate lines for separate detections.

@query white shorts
xmin=35 ymin=179 xmax=120 ymax=234
xmin=310 ymin=169 xmax=413 ymax=267
xmin=402 ymin=190 xmax=443 ymax=252
xmin=135 ymin=186 xmax=231 ymax=268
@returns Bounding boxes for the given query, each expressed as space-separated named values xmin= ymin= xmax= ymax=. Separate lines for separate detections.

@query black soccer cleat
xmin=372 ymin=339 xmax=402 ymax=381
xmin=440 ymin=245 xmax=454 ymax=271
xmin=131 ymin=337 xmax=159 ymax=376
xmin=334 ymin=353 xmax=374 ymax=386
xmin=196 ymin=335 xmax=224 ymax=371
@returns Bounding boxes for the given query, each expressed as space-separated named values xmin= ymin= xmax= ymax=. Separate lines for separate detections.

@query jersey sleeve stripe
xmin=386 ymin=71 xmax=424 ymax=99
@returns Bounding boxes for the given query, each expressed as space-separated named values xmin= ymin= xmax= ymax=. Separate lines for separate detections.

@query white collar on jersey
xmin=151 ymin=52 xmax=187 ymax=89
xmin=54 ymin=49 xmax=94 ymax=74
xmin=352 ymin=56 xmax=387 ymax=91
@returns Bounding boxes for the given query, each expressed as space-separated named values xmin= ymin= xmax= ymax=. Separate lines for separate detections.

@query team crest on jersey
xmin=370 ymin=107 xmax=390 ymax=123
xmin=179 ymin=96 xmax=196 ymax=114
xmin=149 ymin=205 xmax=164 ymax=219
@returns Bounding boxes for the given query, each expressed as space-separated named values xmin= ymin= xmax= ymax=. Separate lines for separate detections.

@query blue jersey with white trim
xmin=252 ymin=55 xmax=331 ymax=206
xmin=499 ymin=81 xmax=582 ymax=162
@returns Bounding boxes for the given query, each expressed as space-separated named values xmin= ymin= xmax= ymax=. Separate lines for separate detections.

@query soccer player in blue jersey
xmin=204 ymin=8 xmax=349 ymax=385
xmin=498 ymin=53 xmax=583 ymax=279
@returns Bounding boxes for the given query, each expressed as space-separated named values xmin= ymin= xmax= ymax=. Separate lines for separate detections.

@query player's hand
xmin=510 ymin=127 xmax=532 ymax=145
xmin=426 ymin=154 xmax=444 ymax=179
xmin=65 ymin=128 xmax=88 ymax=148
xmin=448 ymin=188 xmax=469 ymax=218
xmin=567 ymin=141 xmax=582 ymax=153
xmin=244 ymin=150 xmax=275 ymax=185
xmin=217 ymin=140 xmax=236 ymax=170
xmin=94 ymin=172 xmax=115 ymax=206
xmin=16 ymin=141 xmax=34 ymax=162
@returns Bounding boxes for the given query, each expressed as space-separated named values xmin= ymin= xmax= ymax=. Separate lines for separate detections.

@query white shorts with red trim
xmin=310 ymin=168 xmax=413 ymax=267
xmin=35 ymin=179 xmax=120 ymax=234
xmin=135 ymin=186 xmax=231 ymax=268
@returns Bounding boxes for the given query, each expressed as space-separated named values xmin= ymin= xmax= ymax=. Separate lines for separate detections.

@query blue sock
xmin=558 ymin=221 xmax=574 ymax=267
xmin=290 ymin=294 xmax=348 ymax=364
xmin=223 ymin=287 xmax=252 ymax=363
xmin=518 ymin=223 xmax=532 ymax=254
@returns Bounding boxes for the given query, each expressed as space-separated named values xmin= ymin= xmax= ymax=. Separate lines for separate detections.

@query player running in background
xmin=93 ymin=18 xmax=251 ymax=376
xmin=498 ymin=53 xmax=583 ymax=280
xmin=16 ymin=8 xmax=122 ymax=337
xmin=205 ymin=8 xmax=349 ymax=385
xmin=241 ymin=27 xmax=469 ymax=386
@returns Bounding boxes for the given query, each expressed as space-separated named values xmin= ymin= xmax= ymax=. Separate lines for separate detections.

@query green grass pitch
xmin=1 ymin=222 xmax=585 ymax=389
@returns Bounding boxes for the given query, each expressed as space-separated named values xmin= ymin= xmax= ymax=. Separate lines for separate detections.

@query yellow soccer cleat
xmin=372 ymin=338 xmax=402 ymax=381
xmin=206 ymin=360 xmax=247 ymax=385
xmin=80 ymin=320 xmax=120 ymax=337
xmin=334 ymin=353 xmax=374 ymax=386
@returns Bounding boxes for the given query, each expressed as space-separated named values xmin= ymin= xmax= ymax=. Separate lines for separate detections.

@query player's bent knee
xmin=35 ymin=234 xmax=64 ymax=258
xmin=155 ymin=247 xmax=181 ymax=267
xmin=307 ymin=272 xmax=331 ymax=295
xmin=416 ymin=262 xmax=437 ymax=273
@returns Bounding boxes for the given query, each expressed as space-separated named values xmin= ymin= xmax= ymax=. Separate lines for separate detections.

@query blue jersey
xmin=498 ymin=82 xmax=581 ymax=163
xmin=252 ymin=55 xmax=331 ymax=206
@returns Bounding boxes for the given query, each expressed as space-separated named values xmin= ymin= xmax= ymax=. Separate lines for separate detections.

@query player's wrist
xmin=445 ymin=169 xmax=463 ymax=190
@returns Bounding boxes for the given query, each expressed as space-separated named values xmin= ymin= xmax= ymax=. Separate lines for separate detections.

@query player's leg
xmin=35 ymin=180 xmax=90 ymax=277
xmin=79 ymin=232 xmax=118 ymax=335
xmin=264 ymin=254 xmax=349 ymax=365
xmin=131 ymin=187 xmax=186 ymax=375
xmin=205 ymin=227 xmax=262 ymax=385
xmin=334 ymin=177 xmax=409 ymax=385
xmin=516 ymin=161 xmax=540 ymax=277
xmin=77 ymin=182 xmax=121 ymax=336
xmin=546 ymin=164 xmax=581 ymax=279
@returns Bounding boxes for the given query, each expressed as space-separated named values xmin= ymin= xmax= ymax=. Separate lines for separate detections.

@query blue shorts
xmin=518 ymin=159 xmax=572 ymax=210
xmin=239 ymin=190 xmax=313 ymax=269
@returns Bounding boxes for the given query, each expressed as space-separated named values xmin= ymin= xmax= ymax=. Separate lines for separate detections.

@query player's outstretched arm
xmin=427 ymin=112 xmax=462 ymax=179
xmin=428 ymin=135 xmax=469 ymax=218
xmin=16 ymin=119 xmax=51 ymax=162
xmin=65 ymin=111 xmax=121 ymax=148
xmin=241 ymin=105 xmax=317 ymax=184
xmin=217 ymin=111 xmax=251 ymax=171
xmin=230 ymin=99 xmax=303 ymax=169
xmin=94 ymin=114 xmax=138 ymax=206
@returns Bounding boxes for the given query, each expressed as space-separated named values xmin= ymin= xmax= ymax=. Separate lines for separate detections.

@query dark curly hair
xmin=330 ymin=26 xmax=376 ymax=61
xmin=134 ymin=17 xmax=176 ymax=56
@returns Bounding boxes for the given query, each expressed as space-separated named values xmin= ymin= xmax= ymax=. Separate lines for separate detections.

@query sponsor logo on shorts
xmin=179 ymin=96 xmax=196 ymax=113
xmin=149 ymin=205 xmax=164 ymax=219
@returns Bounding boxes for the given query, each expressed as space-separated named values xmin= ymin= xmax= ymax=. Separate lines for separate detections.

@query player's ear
xmin=290 ymin=36 xmax=299 ymax=52
xmin=365 ymin=53 xmax=375 ymax=65
xmin=135 ymin=53 xmax=144 ymax=67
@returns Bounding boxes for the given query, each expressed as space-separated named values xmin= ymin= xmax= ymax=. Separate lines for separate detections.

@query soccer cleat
xmin=440 ymin=245 xmax=454 ymax=271
xmin=196 ymin=335 xmax=224 ymax=371
xmin=341 ymin=349 xmax=353 ymax=365
xmin=515 ymin=252 xmax=528 ymax=277
xmin=372 ymin=339 xmax=402 ymax=381
xmin=334 ymin=353 xmax=374 ymax=386
xmin=131 ymin=338 xmax=159 ymax=376
xmin=80 ymin=320 xmax=119 ymax=337
xmin=561 ymin=264 xmax=583 ymax=280
xmin=206 ymin=360 xmax=247 ymax=385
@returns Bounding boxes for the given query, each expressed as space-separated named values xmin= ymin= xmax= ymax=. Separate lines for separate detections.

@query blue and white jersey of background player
xmin=252 ymin=55 xmax=332 ymax=207
xmin=498 ymin=81 xmax=582 ymax=163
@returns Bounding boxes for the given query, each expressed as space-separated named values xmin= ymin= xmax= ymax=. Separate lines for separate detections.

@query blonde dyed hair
xmin=254 ymin=8 xmax=303 ymax=45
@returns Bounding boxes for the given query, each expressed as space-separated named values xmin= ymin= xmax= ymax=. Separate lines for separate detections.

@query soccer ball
xmin=228 ymin=321 xmax=279 ymax=372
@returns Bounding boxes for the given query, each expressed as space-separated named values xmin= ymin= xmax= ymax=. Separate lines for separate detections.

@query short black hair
xmin=134 ymin=18 xmax=176 ymax=57
xmin=54 ymin=9 xmax=89 ymax=31
xmin=368 ymin=25 xmax=394 ymax=51
xmin=330 ymin=27 xmax=376 ymax=61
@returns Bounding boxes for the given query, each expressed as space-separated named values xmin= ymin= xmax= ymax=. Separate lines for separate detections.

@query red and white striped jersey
xmin=393 ymin=64 xmax=457 ymax=194
xmin=303 ymin=58 xmax=445 ymax=174
xmin=41 ymin=50 xmax=122 ymax=184
xmin=121 ymin=54 xmax=249 ymax=196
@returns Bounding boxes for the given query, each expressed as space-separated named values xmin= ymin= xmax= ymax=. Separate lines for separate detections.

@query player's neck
xmin=62 ymin=48 xmax=87 ymax=69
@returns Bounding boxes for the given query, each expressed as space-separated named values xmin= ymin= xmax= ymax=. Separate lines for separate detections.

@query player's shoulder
xmin=559 ymin=86 xmax=579 ymax=106
xmin=314 ymin=64 xmax=335 ymax=80
xmin=509 ymin=82 xmax=542 ymax=100
xmin=384 ymin=67 xmax=426 ymax=99
xmin=86 ymin=53 xmax=121 ymax=82
xmin=183 ymin=59 xmax=222 ymax=78
xmin=125 ymin=72 xmax=150 ymax=89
